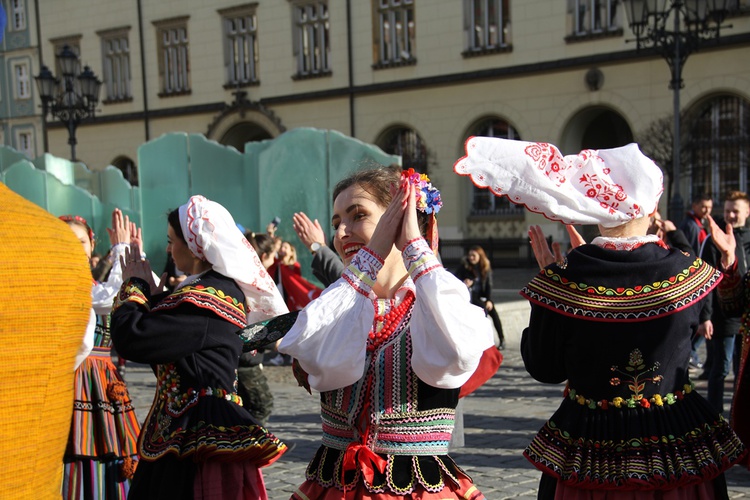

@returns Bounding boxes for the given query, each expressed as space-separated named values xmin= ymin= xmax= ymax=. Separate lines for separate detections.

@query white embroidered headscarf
xmin=179 ymin=195 xmax=289 ymax=323
xmin=454 ymin=137 xmax=664 ymax=228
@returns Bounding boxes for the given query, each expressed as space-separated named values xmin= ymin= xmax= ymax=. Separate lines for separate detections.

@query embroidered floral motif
xmin=610 ymin=348 xmax=662 ymax=400
xmin=578 ymin=172 xmax=628 ymax=216
xmin=524 ymin=142 xmax=571 ymax=187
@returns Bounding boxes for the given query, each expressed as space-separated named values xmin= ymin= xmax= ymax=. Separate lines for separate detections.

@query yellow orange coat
xmin=0 ymin=183 xmax=92 ymax=499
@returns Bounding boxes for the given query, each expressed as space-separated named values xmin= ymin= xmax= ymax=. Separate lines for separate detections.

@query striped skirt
xmin=62 ymin=347 xmax=141 ymax=500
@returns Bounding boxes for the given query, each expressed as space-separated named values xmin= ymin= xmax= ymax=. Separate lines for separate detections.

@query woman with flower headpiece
xmin=455 ymin=138 xmax=746 ymax=499
xmin=279 ymin=165 xmax=494 ymax=499
xmin=60 ymin=208 xmax=142 ymax=500
xmin=110 ymin=196 xmax=289 ymax=499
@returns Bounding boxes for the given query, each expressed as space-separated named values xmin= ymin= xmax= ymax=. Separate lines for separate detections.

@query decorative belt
xmin=166 ymin=386 xmax=243 ymax=414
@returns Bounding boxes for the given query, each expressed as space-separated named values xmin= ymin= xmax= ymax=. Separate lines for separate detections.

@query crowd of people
xmin=5 ymin=140 xmax=750 ymax=500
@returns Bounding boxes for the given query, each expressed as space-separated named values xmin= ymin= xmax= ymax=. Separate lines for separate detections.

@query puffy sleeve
xmin=404 ymin=238 xmax=495 ymax=389
xmin=278 ymin=249 xmax=382 ymax=392
xmin=74 ymin=309 xmax=97 ymax=369
xmin=91 ymin=243 xmax=128 ymax=315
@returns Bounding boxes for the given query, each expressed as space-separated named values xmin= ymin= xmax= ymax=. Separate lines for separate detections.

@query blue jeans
xmin=707 ymin=335 xmax=738 ymax=414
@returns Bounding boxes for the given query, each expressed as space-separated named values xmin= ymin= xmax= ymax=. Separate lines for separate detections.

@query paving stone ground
xmin=122 ymin=266 xmax=750 ymax=499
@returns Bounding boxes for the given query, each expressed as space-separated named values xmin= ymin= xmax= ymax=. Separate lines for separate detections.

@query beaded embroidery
xmin=368 ymin=292 xmax=414 ymax=352
xmin=564 ymin=382 xmax=694 ymax=410
xmin=157 ymin=364 xmax=242 ymax=417
xmin=153 ymin=284 xmax=246 ymax=328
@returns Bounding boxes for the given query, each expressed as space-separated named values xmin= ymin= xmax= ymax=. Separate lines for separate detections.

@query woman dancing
xmin=279 ymin=165 xmax=494 ymax=499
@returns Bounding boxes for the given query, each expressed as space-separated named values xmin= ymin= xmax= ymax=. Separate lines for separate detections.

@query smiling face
xmin=331 ymin=184 xmax=387 ymax=264
xmin=724 ymin=199 xmax=750 ymax=228
xmin=167 ymin=224 xmax=195 ymax=274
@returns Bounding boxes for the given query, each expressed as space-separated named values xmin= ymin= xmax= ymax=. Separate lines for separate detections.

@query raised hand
xmin=566 ymin=225 xmax=586 ymax=249
xmin=708 ymin=215 xmax=736 ymax=269
xmin=120 ymin=243 xmax=166 ymax=294
xmin=292 ymin=212 xmax=326 ymax=250
xmin=396 ymin=181 xmax=421 ymax=251
xmin=106 ymin=208 xmax=131 ymax=246
xmin=366 ymin=179 xmax=408 ymax=259
xmin=130 ymin=221 xmax=144 ymax=257
xmin=529 ymin=225 xmax=555 ymax=270
xmin=529 ymin=225 xmax=573 ymax=271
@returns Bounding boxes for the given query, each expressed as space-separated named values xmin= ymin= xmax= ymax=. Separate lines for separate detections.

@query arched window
xmin=112 ymin=156 xmax=138 ymax=186
xmin=378 ymin=126 xmax=428 ymax=174
xmin=688 ymin=95 xmax=750 ymax=202
xmin=465 ymin=117 xmax=523 ymax=215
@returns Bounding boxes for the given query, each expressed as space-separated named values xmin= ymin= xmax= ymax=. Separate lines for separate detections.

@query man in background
xmin=702 ymin=191 xmax=750 ymax=414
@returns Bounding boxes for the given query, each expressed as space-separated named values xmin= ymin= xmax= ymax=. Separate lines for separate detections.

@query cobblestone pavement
xmin=123 ymin=345 xmax=750 ymax=499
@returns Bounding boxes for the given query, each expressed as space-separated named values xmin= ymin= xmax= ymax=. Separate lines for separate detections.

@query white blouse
xmin=279 ymin=238 xmax=494 ymax=392
xmin=91 ymin=242 xmax=128 ymax=316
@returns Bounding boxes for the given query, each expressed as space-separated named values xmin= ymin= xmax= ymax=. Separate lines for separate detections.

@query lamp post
xmin=35 ymin=45 xmax=102 ymax=161
xmin=622 ymin=0 xmax=729 ymax=220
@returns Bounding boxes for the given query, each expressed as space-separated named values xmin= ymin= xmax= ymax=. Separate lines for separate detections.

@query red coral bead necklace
xmin=367 ymin=291 xmax=415 ymax=352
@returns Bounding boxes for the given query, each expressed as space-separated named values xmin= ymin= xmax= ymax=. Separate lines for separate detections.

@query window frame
xmin=14 ymin=129 xmax=34 ymax=159
xmin=49 ymin=36 xmax=82 ymax=78
xmin=688 ymin=96 xmax=750 ymax=204
xmin=12 ymin=61 xmax=32 ymax=100
xmin=463 ymin=0 xmax=512 ymax=56
xmin=378 ymin=126 xmax=429 ymax=174
xmin=153 ymin=16 xmax=192 ymax=97
xmin=466 ymin=118 xmax=524 ymax=216
xmin=98 ymin=27 xmax=133 ymax=103
xmin=372 ymin=0 xmax=417 ymax=69
xmin=218 ymin=4 xmax=260 ymax=89
xmin=291 ymin=0 xmax=331 ymax=80
xmin=566 ymin=0 xmax=622 ymax=42
xmin=11 ymin=0 xmax=27 ymax=31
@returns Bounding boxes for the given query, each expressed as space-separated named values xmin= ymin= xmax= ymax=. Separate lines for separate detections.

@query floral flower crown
xmin=59 ymin=214 xmax=95 ymax=242
xmin=401 ymin=168 xmax=442 ymax=215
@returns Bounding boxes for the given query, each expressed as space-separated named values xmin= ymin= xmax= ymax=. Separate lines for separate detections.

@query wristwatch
xmin=310 ymin=242 xmax=322 ymax=254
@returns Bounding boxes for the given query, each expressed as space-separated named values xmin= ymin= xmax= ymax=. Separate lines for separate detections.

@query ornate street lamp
xmin=622 ymin=0 xmax=730 ymax=220
xmin=35 ymin=45 xmax=102 ymax=161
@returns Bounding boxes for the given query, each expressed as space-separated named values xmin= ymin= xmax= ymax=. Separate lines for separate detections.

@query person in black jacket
xmin=110 ymin=195 xmax=289 ymax=499
xmin=454 ymin=245 xmax=505 ymax=349
xmin=701 ymin=190 xmax=750 ymax=414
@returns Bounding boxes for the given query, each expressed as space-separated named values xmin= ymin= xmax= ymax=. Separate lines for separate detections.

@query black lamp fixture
xmin=35 ymin=45 xmax=102 ymax=161
xmin=621 ymin=0 xmax=730 ymax=220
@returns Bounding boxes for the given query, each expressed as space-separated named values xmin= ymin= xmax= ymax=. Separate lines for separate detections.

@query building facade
xmin=0 ymin=0 xmax=40 ymax=160
xmin=2 ymin=0 xmax=750 ymax=244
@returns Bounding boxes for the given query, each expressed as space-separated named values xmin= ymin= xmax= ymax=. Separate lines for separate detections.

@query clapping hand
xmin=366 ymin=178 xmax=422 ymax=259
xmin=106 ymin=208 xmax=131 ymax=246
xmin=120 ymin=243 xmax=167 ymax=295
xmin=292 ymin=212 xmax=326 ymax=250
xmin=528 ymin=224 xmax=585 ymax=271
xmin=708 ymin=215 xmax=736 ymax=270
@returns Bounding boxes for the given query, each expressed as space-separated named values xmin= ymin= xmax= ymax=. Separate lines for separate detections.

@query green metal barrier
xmin=1 ymin=128 xmax=399 ymax=280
